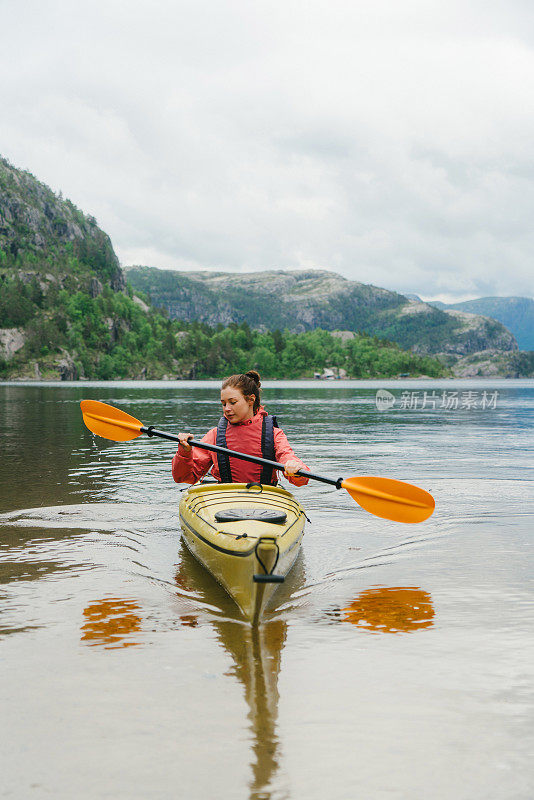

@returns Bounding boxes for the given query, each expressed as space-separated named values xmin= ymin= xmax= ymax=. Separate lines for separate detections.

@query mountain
xmin=0 ymin=156 xmax=124 ymax=291
xmin=1 ymin=154 xmax=529 ymax=379
xmin=125 ymin=266 xmax=518 ymax=359
xmin=404 ymin=293 xmax=423 ymax=302
xmin=0 ymin=157 xmax=449 ymax=381
xmin=427 ymin=297 xmax=534 ymax=351
xmin=0 ymin=156 xmax=182 ymax=379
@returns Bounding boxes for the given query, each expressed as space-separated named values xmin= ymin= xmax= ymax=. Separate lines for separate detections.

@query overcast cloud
xmin=1 ymin=0 xmax=534 ymax=300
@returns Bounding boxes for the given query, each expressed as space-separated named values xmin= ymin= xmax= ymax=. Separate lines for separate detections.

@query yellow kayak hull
xmin=179 ymin=483 xmax=306 ymax=622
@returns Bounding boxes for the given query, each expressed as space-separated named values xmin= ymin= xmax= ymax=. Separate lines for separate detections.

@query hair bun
xmin=245 ymin=369 xmax=261 ymax=387
xmin=222 ymin=371 xmax=262 ymax=414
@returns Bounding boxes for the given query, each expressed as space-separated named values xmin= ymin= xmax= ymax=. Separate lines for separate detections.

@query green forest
xmin=174 ymin=321 xmax=447 ymax=379
xmin=0 ymin=272 xmax=446 ymax=379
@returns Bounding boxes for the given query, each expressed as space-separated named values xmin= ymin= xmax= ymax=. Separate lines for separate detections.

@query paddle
xmin=80 ymin=400 xmax=435 ymax=524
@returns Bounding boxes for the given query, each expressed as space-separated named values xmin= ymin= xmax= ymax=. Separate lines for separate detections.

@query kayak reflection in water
xmin=81 ymin=597 xmax=143 ymax=649
xmin=175 ymin=549 xmax=290 ymax=800
xmin=334 ymin=587 xmax=435 ymax=634
xmin=218 ymin=618 xmax=288 ymax=800
xmin=172 ymin=370 xmax=310 ymax=487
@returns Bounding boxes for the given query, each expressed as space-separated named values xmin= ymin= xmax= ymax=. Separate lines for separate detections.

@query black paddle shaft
xmin=141 ymin=426 xmax=342 ymax=488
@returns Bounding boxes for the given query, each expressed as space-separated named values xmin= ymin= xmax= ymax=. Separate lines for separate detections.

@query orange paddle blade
xmin=341 ymin=476 xmax=435 ymax=523
xmin=80 ymin=400 xmax=143 ymax=442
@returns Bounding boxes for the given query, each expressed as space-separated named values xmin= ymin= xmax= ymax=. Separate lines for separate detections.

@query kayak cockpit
xmin=178 ymin=482 xmax=306 ymax=621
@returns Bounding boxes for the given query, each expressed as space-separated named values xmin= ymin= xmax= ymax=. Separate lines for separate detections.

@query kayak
xmin=179 ymin=482 xmax=307 ymax=622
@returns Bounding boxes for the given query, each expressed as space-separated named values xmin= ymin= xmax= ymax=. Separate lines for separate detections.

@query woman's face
xmin=220 ymin=386 xmax=255 ymax=423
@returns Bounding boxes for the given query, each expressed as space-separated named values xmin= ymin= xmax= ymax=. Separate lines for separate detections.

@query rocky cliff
xmin=0 ymin=157 xmax=180 ymax=380
xmin=0 ymin=156 xmax=125 ymax=291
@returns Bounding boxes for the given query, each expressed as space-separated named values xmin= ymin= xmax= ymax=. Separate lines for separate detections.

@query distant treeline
xmin=177 ymin=320 xmax=446 ymax=379
xmin=0 ymin=274 xmax=446 ymax=379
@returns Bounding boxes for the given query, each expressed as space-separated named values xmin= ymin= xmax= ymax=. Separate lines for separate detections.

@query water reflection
xmin=1 ymin=382 xmax=532 ymax=800
xmin=0 ymin=556 xmax=73 ymax=585
xmin=334 ymin=586 xmax=434 ymax=634
xmin=216 ymin=620 xmax=287 ymax=800
xmin=175 ymin=548 xmax=288 ymax=799
xmin=81 ymin=598 xmax=143 ymax=649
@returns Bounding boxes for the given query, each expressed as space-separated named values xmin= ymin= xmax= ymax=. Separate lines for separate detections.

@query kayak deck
xmin=179 ymin=483 xmax=306 ymax=622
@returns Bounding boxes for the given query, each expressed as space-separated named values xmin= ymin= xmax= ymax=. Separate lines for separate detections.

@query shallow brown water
xmin=1 ymin=380 xmax=533 ymax=799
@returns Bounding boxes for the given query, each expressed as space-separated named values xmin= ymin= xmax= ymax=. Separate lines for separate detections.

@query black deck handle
xmin=253 ymin=574 xmax=285 ymax=584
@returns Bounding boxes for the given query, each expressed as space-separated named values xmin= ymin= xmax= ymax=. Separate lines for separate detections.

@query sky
xmin=1 ymin=0 xmax=534 ymax=302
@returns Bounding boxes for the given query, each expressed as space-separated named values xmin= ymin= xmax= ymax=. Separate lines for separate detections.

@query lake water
xmin=1 ymin=379 xmax=533 ymax=800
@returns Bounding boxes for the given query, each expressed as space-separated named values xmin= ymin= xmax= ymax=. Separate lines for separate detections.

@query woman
xmin=172 ymin=370 xmax=309 ymax=486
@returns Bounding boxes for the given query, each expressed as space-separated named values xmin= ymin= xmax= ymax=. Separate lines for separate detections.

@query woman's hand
xmin=283 ymin=459 xmax=301 ymax=477
xmin=177 ymin=432 xmax=193 ymax=452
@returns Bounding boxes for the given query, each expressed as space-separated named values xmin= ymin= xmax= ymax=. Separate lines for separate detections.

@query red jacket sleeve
xmin=273 ymin=428 xmax=309 ymax=486
xmin=171 ymin=428 xmax=217 ymax=484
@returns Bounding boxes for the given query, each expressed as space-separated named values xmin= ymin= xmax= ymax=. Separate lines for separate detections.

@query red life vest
xmin=216 ymin=414 xmax=278 ymax=484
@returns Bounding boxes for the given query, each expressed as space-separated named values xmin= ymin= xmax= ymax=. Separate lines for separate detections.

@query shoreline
xmin=2 ymin=376 xmax=533 ymax=387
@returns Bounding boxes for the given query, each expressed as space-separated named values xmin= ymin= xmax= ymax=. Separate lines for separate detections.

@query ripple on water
xmin=1 ymin=382 xmax=533 ymax=800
